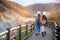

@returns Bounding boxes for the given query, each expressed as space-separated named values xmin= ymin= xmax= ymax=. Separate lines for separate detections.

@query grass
xmin=54 ymin=19 xmax=60 ymax=25
xmin=16 ymin=31 xmax=31 ymax=40
xmin=21 ymin=32 xmax=26 ymax=40
xmin=1 ymin=28 xmax=34 ymax=40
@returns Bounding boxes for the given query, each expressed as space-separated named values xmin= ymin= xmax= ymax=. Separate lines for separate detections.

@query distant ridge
xmin=27 ymin=3 xmax=60 ymax=14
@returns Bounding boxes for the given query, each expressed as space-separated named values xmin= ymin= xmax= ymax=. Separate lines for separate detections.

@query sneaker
xmin=35 ymin=33 xmax=38 ymax=36
xmin=45 ymin=31 xmax=46 ymax=35
xmin=42 ymin=32 xmax=44 ymax=37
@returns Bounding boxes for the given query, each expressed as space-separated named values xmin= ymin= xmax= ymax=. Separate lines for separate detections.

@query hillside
xmin=27 ymin=3 xmax=60 ymax=14
xmin=1 ymin=0 xmax=34 ymax=17
xmin=47 ymin=8 xmax=60 ymax=25
xmin=27 ymin=3 xmax=60 ymax=25
xmin=0 ymin=0 xmax=34 ymax=32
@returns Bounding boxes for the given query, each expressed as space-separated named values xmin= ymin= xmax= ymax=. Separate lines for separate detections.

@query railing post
xmin=6 ymin=28 xmax=10 ymax=40
xmin=33 ymin=23 xmax=35 ymax=30
xmin=18 ymin=25 xmax=21 ymax=40
xmin=26 ymin=24 xmax=28 ymax=36
xmin=30 ymin=24 xmax=32 ymax=32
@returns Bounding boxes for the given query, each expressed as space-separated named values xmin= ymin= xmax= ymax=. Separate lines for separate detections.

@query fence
xmin=48 ymin=21 xmax=59 ymax=40
xmin=0 ymin=23 xmax=35 ymax=40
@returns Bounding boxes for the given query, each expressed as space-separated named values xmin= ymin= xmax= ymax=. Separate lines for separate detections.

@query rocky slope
xmin=0 ymin=0 xmax=34 ymax=32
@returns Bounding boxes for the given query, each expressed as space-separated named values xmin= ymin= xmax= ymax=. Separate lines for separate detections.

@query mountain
xmin=0 ymin=0 xmax=34 ymax=32
xmin=9 ymin=2 xmax=34 ymax=17
xmin=27 ymin=3 xmax=60 ymax=14
xmin=47 ymin=8 xmax=60 ymax=25
xmin=0 ymin=0 xmax=34 ymax=17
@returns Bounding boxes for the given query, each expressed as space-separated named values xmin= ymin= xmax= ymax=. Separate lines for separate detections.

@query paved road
xmin=26 ymin=27 xmax=53 ymax=40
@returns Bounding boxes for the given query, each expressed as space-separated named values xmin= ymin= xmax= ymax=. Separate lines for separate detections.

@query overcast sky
xmin=9 ymin=0 xmax=60 ymax=6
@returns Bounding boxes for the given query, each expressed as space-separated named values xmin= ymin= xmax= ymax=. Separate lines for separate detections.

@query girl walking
xmin=35 ymin=14 xmax=41 ymax=36
xmin=41 ymin=15 xmax=47 ymax=37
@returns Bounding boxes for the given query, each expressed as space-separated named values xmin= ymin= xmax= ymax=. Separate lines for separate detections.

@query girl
xmin=41 ymin=15 xmax=47 ymax=37
xmin=35 ymin=14 xmax=41 ymax=36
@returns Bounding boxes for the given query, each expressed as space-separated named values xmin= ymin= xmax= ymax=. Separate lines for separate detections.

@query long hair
xmin=42 ymin=15 xmax=47 ymax=20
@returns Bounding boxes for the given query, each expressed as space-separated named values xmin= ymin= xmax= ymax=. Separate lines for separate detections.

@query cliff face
xmin=0 ymin=0 xmax=34 ymax=32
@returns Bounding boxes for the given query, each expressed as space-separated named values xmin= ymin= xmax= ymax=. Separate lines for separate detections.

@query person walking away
xmin=41 ymin=15 xmax=47 ymax=37
xmin=35 ymin=14 xmax=41 ymax=36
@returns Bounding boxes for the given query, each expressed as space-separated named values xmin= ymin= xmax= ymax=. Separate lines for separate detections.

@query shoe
xmin=35 ymin=33 xmax=38 ymax=36
xmin=42 ymin=32 xmax=44 ymax=37
xmin=45 ymin=31 xmax=46 ymax=35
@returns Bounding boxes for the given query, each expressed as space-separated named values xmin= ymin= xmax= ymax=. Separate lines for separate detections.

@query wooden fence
xmin=0 ymin=23 xmax=35 ymax=40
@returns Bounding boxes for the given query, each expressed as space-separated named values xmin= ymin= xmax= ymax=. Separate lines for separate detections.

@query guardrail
xmin=0 ymin=23 xmax=35 ymax=40
xmin=49 ymin=21 xmax=58 ymax=26
xmin=48 ymin=21 xmax=60 ymax=40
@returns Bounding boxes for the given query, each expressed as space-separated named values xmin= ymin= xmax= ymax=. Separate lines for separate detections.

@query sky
xmin=9 ymin=0 xmax=60 ymax=6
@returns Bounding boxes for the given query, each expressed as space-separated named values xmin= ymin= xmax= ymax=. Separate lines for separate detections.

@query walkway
xmin=26 ymin=27 xmax=53 ymax=40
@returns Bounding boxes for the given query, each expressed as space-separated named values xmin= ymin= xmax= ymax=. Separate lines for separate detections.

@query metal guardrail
xmin=0 ymin=23 xmax=35 ymax=40
xmin=49 ymin=21 xmax=58 ymax=26
xmin=49 ymin=21 xmax=60 ymax=40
